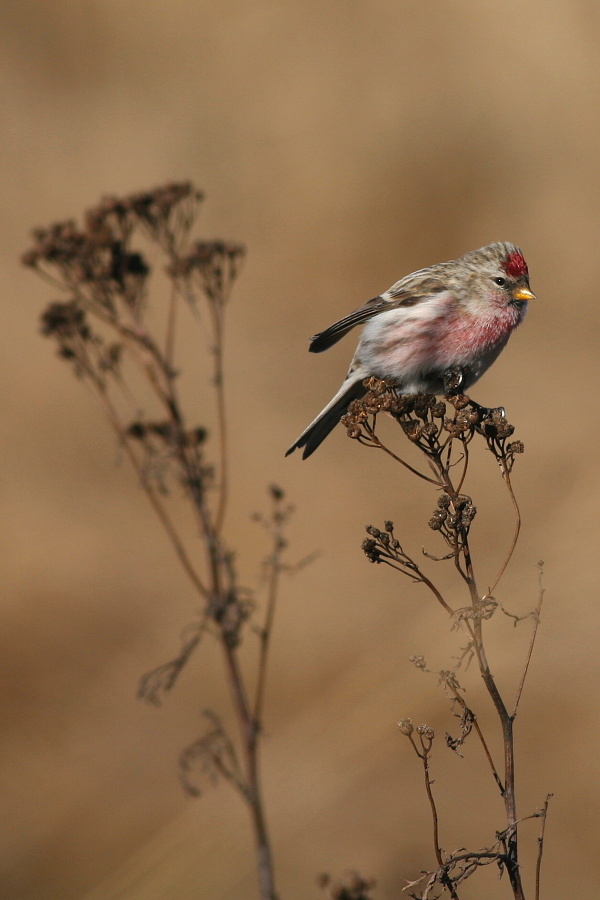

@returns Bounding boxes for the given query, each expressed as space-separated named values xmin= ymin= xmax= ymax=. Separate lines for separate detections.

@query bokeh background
xmin=2 ymin=2 xmax=600 ymax=898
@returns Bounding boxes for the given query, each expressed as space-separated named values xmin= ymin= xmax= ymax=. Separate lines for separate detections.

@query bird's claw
xmin=443 ymin=368 xmax=464 ymax=394
xmin=467 ymin=401 xmax=507 ymax=436
xmin=469 ymin=400 xmax=504 ymax=420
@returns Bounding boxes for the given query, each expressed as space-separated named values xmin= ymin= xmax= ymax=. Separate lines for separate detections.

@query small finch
xmin=286 ymin=242 xmax=535 ymax=459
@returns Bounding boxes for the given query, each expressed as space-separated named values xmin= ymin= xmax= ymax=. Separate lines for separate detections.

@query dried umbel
xmin=168 ymin=239 xmax=246 ymax=302
xmin=397 ymin=717 xmax=414 ymax=736
xmin=24 ymin=183 xmax=245 ymax=329
xmin=40 ymin=300 xmax=90 ymax=343
xmin=25 ymin=183 xmax=256 ymax=651
xmin=84 ymin=181 xmax=204 ymax=252
xmin=341 ymin=379 xmax=525 ymax=482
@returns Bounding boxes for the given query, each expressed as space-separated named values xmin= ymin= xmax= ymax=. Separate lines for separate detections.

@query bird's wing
xmin=309 ymin=296 xmax=389 ymax=352
xmin=309 ymin=278 xmax=446 ymax=353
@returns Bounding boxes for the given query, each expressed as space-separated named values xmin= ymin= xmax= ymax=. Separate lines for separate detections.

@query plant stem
xmin=223 ymin=641 xmax=279 ymax=900
xmin=463 ymin=543 xmax=524 ymax=899
xmin=411 ymin=734 xmax=461 ymax=900
xmin=535 ymin=795 xmax=552 ymax=900
xmin=254 ymin=509 xmax=284 ymax=724
xmin=439 ymin=459 xmax=525 ymax=899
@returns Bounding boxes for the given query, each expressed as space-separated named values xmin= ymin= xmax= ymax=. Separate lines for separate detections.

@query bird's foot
xmin=469 ymin=399 xmax=505 ymax=420
xmin=443 ymin=367 xmax=464 ymax=395
xmin=467 ymin=400 xmax=508 ymax=437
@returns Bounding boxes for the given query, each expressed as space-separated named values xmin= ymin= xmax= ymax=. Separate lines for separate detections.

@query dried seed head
xmin=403 ymin=421 xmax=423 ymax=441
xmin=397 ymin=718 xmax=414 ymax=736
xmin=428 ymin=512 xmax=445 ymax=531
xmin=344 ymin=398 xmax=370 ymax=423
xmin=188 ymin=426 xmax=208 ymax=446
xmin=413 ymin=394 xmax=436 ymax=419
xmin=40 ymin=301 xmax=89 ymax=340
xmin=344 ymin=423 xmax=363 ymax=439
xmin=362 ymin=538 xmax=380 ymax=562
xmin=364 ymin=376 xmax=387 ymax=394
xmin=417 ymin=724 xmax=435 ymax=740
xmin=169 ymin=239 xmax=246 ymax=298
xmin=410 ymin=654 xmax=427 ymax=669
xmin=453 ymin=494 xmax=470 ymax=511
xmin=438 ymin=670 xmax=460 ymax=691
xmin=447 ymin=393 xmax=470 ymax=409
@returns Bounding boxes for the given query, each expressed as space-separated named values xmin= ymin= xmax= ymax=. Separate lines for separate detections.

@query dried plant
xmin=341 ymin=378 xmax=549 ymax=900
xmin=23 ymin=183 xmax=291 ymax=900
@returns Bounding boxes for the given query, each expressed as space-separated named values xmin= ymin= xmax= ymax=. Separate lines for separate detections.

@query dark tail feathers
xmin=286 ymin=378 xmax=366 ymax=459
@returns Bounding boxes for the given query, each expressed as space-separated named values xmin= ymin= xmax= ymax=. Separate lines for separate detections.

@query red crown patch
xmin=502 ymin=251 xmax=528 ymax=279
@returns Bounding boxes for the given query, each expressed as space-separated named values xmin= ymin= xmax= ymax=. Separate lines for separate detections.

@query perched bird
xmin=286 ymin=242 xmax=535 ymax=459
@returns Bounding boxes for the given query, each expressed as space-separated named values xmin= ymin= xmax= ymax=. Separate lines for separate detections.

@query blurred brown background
xmin=2 ymin=2 xmax=600 ymax=898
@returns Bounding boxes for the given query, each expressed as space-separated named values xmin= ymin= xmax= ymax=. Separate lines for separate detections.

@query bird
xmin=286 ymin=242 xmax=535 ymax=459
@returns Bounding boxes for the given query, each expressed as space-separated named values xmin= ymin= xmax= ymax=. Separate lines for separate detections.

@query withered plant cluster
xmin=340 ymin=379 xmax=549 ymax=900
xmin=23 ymin=183 xmax=287 ymax=900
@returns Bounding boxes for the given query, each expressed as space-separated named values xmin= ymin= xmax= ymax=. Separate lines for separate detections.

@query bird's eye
xmin=494 ymin=276 xmax=507 ymax=287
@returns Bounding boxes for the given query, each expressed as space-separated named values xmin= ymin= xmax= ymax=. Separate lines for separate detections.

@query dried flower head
xmin=416 ymin=724 xmax=435 ymax=741
xmin=40 ymin=300 xmax=89 ymax=341
xmin=410 ymin=655 xmax=427 ymax=669
xmin=169 ymin=239 xmax=246 ymax=303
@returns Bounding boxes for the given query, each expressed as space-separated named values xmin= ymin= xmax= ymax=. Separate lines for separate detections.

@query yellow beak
xmin=512 ymin=286 xmax=537 ymax=302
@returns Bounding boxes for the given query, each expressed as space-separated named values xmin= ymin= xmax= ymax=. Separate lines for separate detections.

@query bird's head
xmin=457 ymin=242 xmax=536 ymax=314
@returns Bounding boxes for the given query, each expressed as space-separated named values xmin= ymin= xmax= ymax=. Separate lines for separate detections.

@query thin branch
xmin=363 ymin=423 xmax=440 ymax=485
xmin=417 ymin=569 xmax=456 ymax=617
xmin=253 ymin=505 xmax=285 ymax=725
xmin=487 ymin=461 xmax=522 ymax=597
xmin=455 ymin=439 xmax=470 ymax=496
xmin=535 ymin=794 xmax=552 ymax=900
xmin=446 ymin=687 xmax=504 ymax=794
xmin=210 ymin=301 xmax=229 ymax=535
xmin=512 ymin=563 xmax=545 ymax=718
xmin=164 ymin=278 xmax=178 ymax=370
xmin=408 ymin=731 xmax=461 ymax=900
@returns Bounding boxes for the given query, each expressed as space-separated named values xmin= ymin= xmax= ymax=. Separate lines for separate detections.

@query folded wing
xmin=309 ymin=278 xmax=445 ymax=353
xmin=309 ymin=296 xmax=389 ymax=353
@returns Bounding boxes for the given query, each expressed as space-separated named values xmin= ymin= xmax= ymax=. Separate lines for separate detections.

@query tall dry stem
xmin=23 ymin=182 xmax=290 ymax=900
xmin=347 ymin=378 xmax=547 ymax=899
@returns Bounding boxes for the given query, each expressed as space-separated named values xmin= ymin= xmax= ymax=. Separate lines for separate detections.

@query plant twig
xmin=513 ymin=563 xmax=545 ymax=718
xmin=535 ymin=794 xmax=552 ymax=900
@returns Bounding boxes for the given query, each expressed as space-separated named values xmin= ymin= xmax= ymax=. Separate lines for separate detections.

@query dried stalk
xmin=349 ymin=380 xmax=545 ymax=899
xmin=24 ymin=183 xmax=281 ymax=900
